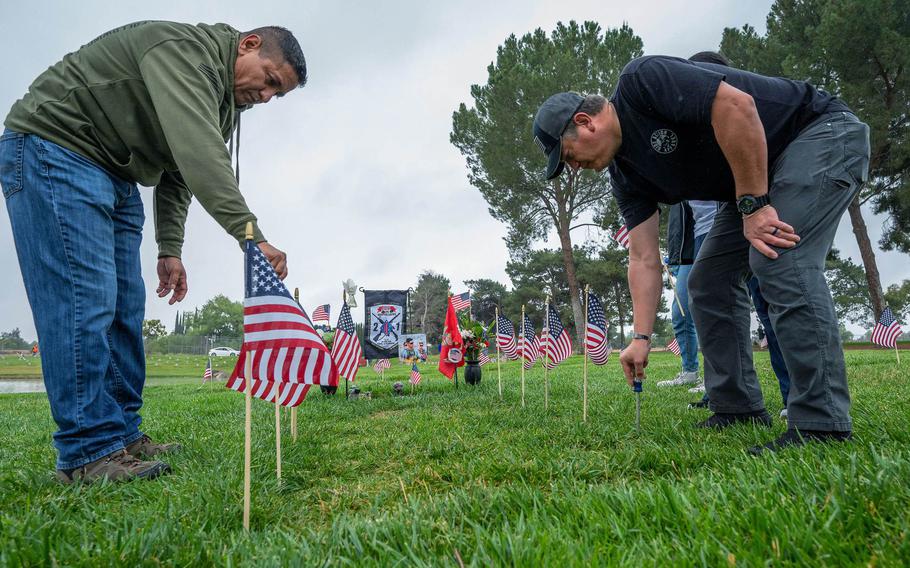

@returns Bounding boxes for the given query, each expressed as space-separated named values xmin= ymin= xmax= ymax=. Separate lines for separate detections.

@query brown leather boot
xmin=125 ymin=435 xmax=182 ymax=459
xmin=56 ymin=449 xmax=170 ymax=484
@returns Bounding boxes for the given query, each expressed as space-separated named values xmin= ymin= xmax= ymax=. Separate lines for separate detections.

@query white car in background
xmin=209 ymin=347 xmax=240 ymax=357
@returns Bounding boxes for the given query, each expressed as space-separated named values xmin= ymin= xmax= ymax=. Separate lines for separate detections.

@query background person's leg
xmin=2 ymin=133 xmax=129 ymax=470
xmin=748 ymin=277 xmax=790 ymax=406
xmin=674 ymin=263 xmax=699 ymax=373
xmin=689 ymin=204 xmax=766 ymax=414
xmin=107 ymin=186 xmax=146 ymax=445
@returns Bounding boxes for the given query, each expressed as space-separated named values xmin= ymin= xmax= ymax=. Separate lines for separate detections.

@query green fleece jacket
xmin=4 ymin=20 xmax=265 ymax=257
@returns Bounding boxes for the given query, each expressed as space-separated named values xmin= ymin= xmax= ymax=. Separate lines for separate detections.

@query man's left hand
xmin=743 ymin=205 xmax=800 ymax=259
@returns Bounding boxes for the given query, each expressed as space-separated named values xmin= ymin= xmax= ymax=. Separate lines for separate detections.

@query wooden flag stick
xmin=291 ymin=288 xmax=300 ymax=441
xmin=243 ymin=221 xmax=254 ymax=531
xmin=583 ymin=285 xmax=589 ymax=423
xmin=544 ymin=297 xmax=550 ymax=412
xmin=662 ymin=260 xmax=686 ymax=316
xmin=274 ymin=382 xmax=281 ymax=481
xmin=520 ymin=304 xmax=526 ymax=408
xmin=896 ymin=344 xmax=901 ymax=365
xmin=495 ymin=306 xmax=502 ymax=400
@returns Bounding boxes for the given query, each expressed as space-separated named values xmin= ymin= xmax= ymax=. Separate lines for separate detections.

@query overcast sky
xmin=1 ymin=0 xmax=906 ymax=340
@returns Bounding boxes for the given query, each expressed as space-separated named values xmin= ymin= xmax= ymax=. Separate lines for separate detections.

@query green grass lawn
xmin=1 ymin=351 xmax=908 ymax=566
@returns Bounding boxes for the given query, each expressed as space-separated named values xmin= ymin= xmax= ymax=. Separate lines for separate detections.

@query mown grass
xmin=0 ymin=351 xmax=908 ymax=566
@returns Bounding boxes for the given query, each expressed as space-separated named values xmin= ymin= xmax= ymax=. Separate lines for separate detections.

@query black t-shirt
xmin=608 ymin=55 xmax=850 ymax=229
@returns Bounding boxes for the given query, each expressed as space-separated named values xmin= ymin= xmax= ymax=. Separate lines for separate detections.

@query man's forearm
xmin=628 ymin=257 xmax=663 ymax=335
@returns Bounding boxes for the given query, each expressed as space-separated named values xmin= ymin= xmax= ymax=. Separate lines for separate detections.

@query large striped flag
xmin=330 ymin=302 xmax=362 ymax=382
xmin=202 ymin=357 xmax=213 ymax=384
xmin=614 ymin=225 xmax=630 ymax=249
xmin=667 ymin=337 xmax=681 ymax=356
xmin=519 ymin=314 xmax=540 ymax=370
xmin=409 ymin=363 xmax=422 ymax=385
xmin=312 ymin=304 xmax=330 ymax=323
xmin=451 ymin=292 xmax=471 ymax=312
xmin=496 ymin=314 xmax=519 ymax=360
xmin=226 ymin=241 xmax=336 ymax=407
xmin=541 ymin=304 xmax=572 ymax=369
xmin=585 ymin=292 xmax=612 ymax=365
xmin=373 ymin=359 xmax=391 ymax=373
xmin=872 ymin=307 xmax=904 ymax=348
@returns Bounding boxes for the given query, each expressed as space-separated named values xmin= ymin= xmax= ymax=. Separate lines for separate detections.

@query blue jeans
xmin=669 ymin=233 xmax=707 ymax=373
xmin=748 ymin=277 xmax=790 ymax=405
xmin=1 ymin=130 xmax=146 ymax=469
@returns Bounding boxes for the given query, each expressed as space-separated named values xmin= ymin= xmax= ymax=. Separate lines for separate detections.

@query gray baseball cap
xmin=532 ymin=92 xmax=584 ymax=180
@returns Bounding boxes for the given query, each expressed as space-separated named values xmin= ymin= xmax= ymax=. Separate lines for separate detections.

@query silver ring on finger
xmin=771 ymin=227 xmax=779 ymax=236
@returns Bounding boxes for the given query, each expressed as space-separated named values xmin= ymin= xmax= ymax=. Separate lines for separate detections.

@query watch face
xmin=737 ymin=196 xmax=756 ymax=215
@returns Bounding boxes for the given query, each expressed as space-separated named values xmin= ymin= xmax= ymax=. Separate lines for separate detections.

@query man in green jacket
xmin=0 ymin=21 xmax=306 ymax=483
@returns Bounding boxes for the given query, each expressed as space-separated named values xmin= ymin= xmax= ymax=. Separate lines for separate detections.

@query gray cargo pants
xmin=688 ymin=111 xmax=870 ymax=432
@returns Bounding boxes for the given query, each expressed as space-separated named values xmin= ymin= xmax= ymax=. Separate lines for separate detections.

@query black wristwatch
xmin=736 ymin=194 xmax=771 ymax=216
xmin=632 ymin=333 xmax=651 ymax=342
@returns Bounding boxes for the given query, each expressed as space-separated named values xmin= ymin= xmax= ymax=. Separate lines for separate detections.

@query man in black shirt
xmin=533 ymin=56 xmax=869 ymax=453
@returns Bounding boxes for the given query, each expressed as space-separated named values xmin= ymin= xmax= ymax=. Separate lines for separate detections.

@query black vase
xmin=464 ymin=360 xmax=482 ymax=385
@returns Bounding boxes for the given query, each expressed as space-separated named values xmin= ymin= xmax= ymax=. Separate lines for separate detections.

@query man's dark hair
xmin=689 ymin=51 xmax=730 ymax=66
xmin=563 ymin=94 xmax=608 ymax=138
xmin=241 ymin=26 xmax=308 ymax=87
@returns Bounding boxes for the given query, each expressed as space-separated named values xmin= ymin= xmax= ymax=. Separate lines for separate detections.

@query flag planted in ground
xmin=439 ymin=295 xmax=465 ymax=379
xmin=541 ymin=303 xmax=572 ymax=369
xmin=667 ymin=338 xmax=681 ymax=356
xmin=520 ymin=314 xmax=540 ymax=370
xmin=496 ymin=314 xmax=519 ymax=360
xmin=585 ymin=292 xmax=612 ymax=365
xmin=479 ymin=350 xmax=491 ymax=366
xmin=331 ymin=302 xmax=362 ymax=382
xmin=373 ymin=359 xmax=391 ymax=373
xmin=614 ymin=225 xmax=630 ymax=249
xmin=872 ymin=307 xmax=904 ymax=348
xmin=226 ymin=241 xmax=338 ymax=406
xmin=451 ymin=292 xmax=471 ymax=312
xmin=409 ymin=363 xmax=422 ymax=385
xmin=202 ymin=357 xmax=213 ymax=383
xmin=312 ymin=304 xmax=330 ymax=322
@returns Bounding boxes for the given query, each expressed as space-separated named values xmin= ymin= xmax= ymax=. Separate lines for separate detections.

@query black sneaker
xmin=688 ymin=399 xmax=710 ymax=409
xmin=696 ymin=410 xmax=772 ymax=429
xmin=748 ymin=429 xmax=853 ymax=455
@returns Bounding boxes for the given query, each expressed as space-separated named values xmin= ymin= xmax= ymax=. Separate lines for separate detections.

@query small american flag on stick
xmin=451 ymin=292 xmax=471 ymax=312
xmin=226 ymin=241 xmax=337 ymax=407
xmin=202 ymin=357 xmax=213 ymax=383
xmin=312 ymin=304 xmax=330 ymax=323
xmin=331 ymin=302 xmax=362 ymax=382
xmin=541 ymin=303 xmax=572 ymax=369
xmin=585 ymin=292 xmax=612 ymax=365
xmin=520 ymin=314 xmax=540 ymax=370
xmin=614 ymin=225 xmax=630 ymax=249
xmin=479 ymin=350 xmax=491 ymax=366
xmin=872 ymin=307 xmax=904 ymax=349
xmin=667 ymin=337 xmax=681 ymax=356
xmin=409 ymin=363 xmax=422 ymax=385
xmin=373 ymin=359 xmax=391 ymax=373
xmin=497 ymin=314 xmax=519 ymax=360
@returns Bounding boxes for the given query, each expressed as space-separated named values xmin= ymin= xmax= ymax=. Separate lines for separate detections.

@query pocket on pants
xmin=0 ymin=132 xmax=25 ymax=199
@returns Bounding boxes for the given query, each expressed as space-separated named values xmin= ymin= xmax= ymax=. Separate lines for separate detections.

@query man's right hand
xmin=258 ymin=242 xmax=288 ymax=280
xmin=156 ymin=257 xmax=188 ymax=305
xmin=620 ymin=339 xmax=651 ymax=387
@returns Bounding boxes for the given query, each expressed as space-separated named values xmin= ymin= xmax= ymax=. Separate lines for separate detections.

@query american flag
xmin=312 ymin=304 xmax=330 ymax=322
xmin=373 ymin=358 xmax=391 ymax=373
xmin=519 ymin=314 xmax=540 ymax=370
xmin=872 ymin=307 xmax=904 ymax=348
xmin=409 ymin=363 xmax=422 ymax=385
xmin=585 ymin=292 xmax=612 ymax=365
xmin=667 ymin=337 xmax=681 ymax=356
xmin=614 ymin=225 xmax=630 ymax=249
xmin=479 ymin=350 xmax=491 ymax=366
xmin=541 ymin=303 xmax=573 ymax=369
xmin=451 ymin=292 xmax=471 ymax=312
xmin=226 ymin=240 xmax=337 ymax=407
xmin=496 ymin=314 xmax=519 ymax=360
xmin=202 ymin=357 xmax=213 ymax=383
xmin=330 ymin=302 xmax=362 ymax=382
